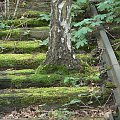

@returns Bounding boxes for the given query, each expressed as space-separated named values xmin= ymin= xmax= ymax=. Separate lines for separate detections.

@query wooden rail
xmin=90 ymin=3 xmax=120 ymax=120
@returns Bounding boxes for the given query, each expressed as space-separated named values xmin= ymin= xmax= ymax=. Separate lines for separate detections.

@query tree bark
xmin=45 ymin=0 xmax=80 ymax=69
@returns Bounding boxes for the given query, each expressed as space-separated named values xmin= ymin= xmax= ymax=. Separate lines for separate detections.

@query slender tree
xmin=45 ymin=0 xmax=80 ymax=70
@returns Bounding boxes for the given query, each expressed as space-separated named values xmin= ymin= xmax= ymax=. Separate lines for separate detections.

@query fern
xmin=97 ymin=0 xmax=120 ymax=23
xmin=71 ymin=0 xmax=120 ymax=49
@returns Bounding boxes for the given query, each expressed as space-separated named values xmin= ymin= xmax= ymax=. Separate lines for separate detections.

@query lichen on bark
xmin=45 ymin=0 xmax=80 ymax=70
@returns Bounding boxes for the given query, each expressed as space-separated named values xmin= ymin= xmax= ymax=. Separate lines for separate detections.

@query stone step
xmin=0 ymin=53 xmax=45 ymax=69
xmin=0 ymin=40 xmax=47 ymax=53
xmin=0 ymin=27 xmax=49 ymax=40
xmin=17 ymin=10 xmax=49 ymax=18
xmin=0 ymin=87 xmax=104 ymax=112
xmin=2 ymin=18 xmax=49 ymax=28
xmin=0 ymin=73 xmax=64 ymax=88
xmin=0 ymin=53 xmax=93 ymax=69
xmin=0 ymin=1 xmax=51 ymax=17
xmin=0 ymin=69 xmax=35 ymax=75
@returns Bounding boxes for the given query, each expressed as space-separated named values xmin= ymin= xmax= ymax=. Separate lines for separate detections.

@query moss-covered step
xmin=0 ymin=74 xmax=63 ymax=88
xmin=18 ymin=1 xmax=51 ymax=12
xmin=0 ymin=87 xmax=104 ymax=112
xmin=0 ymin=68 xmax=100 ymax=88
xmin=0 ymin=53 xmax=95 ymax=69
xmin=0 ymin=69 xmax=35 ymax=88
xmin=5 ymin=1 xmax=51 ymax=18
xmin=0 ymin=27 xmax=49 ymax=40
xmin=0 ymin=69 xmax=35 ymax=75
xmin=17 ymin=10 xmax=49 ymax=18
xmin=0 ymin=56 xmax=100 ymax=88
xmin=2 ymin=18 xmax=49 ymax=27
xmin=0 ymin=41 xmax=47 ymax=53
xmin=0 ymin=53 xmax=45 ymax=69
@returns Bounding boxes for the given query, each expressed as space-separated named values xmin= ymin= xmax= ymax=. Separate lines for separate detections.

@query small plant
xmin=0 ymin=22 xmax=9 ymax=29
xmin=49 ymin=109 xmax=74 ymax=120
xmin=64 ymin=77 xmax=79 ymax=86
xmin=23 ymin=30 xmax=30 ymax=36
xmin=39 ymin=13 xmax=50 ymax=21
xmin=97 ymin=0 xmax=120 ymax=23
xmin=72 ymin=17 xmax=102 ymax=49
xmin=71 ymin=0 xmax=120 ymax=49
xmin=71 ymin=0 xmax=88 ymax=18
xmin=39 ymin=38 xmax=49 ymax=46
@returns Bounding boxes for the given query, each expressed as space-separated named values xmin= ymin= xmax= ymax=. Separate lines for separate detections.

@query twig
xmin=13 ymin=0 xmax=20 ymax=18
xmin=112 ymin=41 xmax=120 ymax=47
xmin=105 ymin=29 xmax=115 ymax=40
xmin=103 ymin=90 xmax=113 ymax=108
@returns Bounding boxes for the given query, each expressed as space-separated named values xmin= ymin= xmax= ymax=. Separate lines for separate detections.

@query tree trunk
xmin=45 ymin=0 xmax=80 ymax=69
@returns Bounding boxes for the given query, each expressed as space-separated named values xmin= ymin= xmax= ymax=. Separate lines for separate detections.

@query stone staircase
xmin=0 ymin=0 xmax=50 ymax=88
xmin=0 ymin=0 xmax=110 ymax=115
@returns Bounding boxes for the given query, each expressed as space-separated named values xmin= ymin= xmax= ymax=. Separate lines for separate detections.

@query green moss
xmin=0 ymin=53 xmax=98 ymax=70
xmin=33 ymin=26 xmax=49 ymax=30
xmin=1 ymin=71 xmax=100 ymax=88
xmin=105 ymin=82 xmax=116 ymax=88
xmin=76 ymin=54 xmax=93 ymax=62
xmin=3 ymin=18 xmax=49 ymax=27
xmin=0 ymin=53 xmax=100 ymax=87
xmin=22 ymin=11 xmax=49 ymax=18
xmin=0 ymin=87 xmax=97 ymax=107
xmin=0 ymin=27 xmax=49 ymax=40
xmin=36 ymin=65 xmax=71 ymax=75
xmin=6 ymin=69 xmax=35 ymax=75
xmin=0 ymin=53 xmax=45 ymax=69
xmin=0 ymin=28 xmax=21 ymax=38
xmin=0 ymin=41 xmax=47 ymax=53
xmin=10 ymin=74 xmax=63 ymax=87
xmin=0 ymin=60 xmax=100 ymax=88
